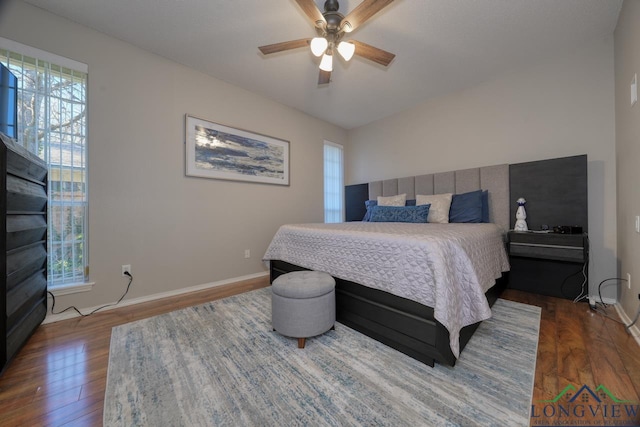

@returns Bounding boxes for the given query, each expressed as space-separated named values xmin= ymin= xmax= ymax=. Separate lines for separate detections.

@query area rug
xmin=104 ymin=288 xmax=540 ymax=426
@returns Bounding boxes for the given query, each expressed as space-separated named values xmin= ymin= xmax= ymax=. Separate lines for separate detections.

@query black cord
xmin=588 ymin=277 xmax=640 ymax=335
xmin=589 ymin=294 xmax=640 ymax=338
xmin=595 ymin=277 xmax=627 ymax=307
xmin=626 ymin=306 xmax=640 ymax=331
xmin=582 ymin=276 xmax=640 ymax=338
xmin=47 ymin=272 xmax=133 ymax=317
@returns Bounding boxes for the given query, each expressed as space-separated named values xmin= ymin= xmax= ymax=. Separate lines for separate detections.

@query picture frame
xmin=185 ymin=114 xmax=290 ymax=186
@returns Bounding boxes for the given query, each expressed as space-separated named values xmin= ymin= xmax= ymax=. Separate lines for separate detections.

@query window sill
xmin=48 ymin=282 xmax=95 ymax=297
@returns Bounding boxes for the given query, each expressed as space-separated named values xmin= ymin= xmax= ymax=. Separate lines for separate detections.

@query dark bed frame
xmin=270 ymin=163 xmax=513 ymax=367
xmin=268 ymin=155 xmax=586 ymax=367
xmin=270 ymin=259 xmax=507 ymax=367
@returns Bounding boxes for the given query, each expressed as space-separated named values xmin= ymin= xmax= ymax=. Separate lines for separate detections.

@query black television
xmin=0 ymin=62 xmax=18 ymax=139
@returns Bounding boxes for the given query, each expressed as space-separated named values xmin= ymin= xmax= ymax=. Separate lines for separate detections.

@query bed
xmin=264 ymin=163 xmax=511 ymax=367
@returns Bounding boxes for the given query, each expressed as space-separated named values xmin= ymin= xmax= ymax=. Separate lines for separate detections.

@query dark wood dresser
xmin=1 ymin=134 xmax=48 ymax=374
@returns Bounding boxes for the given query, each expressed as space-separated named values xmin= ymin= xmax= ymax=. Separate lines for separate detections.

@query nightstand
xmin=507 ymin=231 xmax=589 ymax=300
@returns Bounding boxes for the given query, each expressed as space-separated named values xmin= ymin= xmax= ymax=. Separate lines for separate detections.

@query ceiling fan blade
xmin=341 ymin=0 xmax=395 ymax=33
xmin=259 ymin=39 xmax=311 ymax=55
xmin=352 ymin=40 xmax=395 ymax=66
xmin=294 ymin=0 xmax=327 ymax=28
xmin=318 ymin=70 xmax=331 ymax=85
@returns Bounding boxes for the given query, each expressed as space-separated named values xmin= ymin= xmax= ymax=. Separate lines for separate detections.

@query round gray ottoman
xmin=271 ymin=270 xmax=336 ymax=348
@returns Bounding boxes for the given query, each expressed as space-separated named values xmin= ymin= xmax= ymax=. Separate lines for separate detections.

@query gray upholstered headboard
xmin=365 ymin=164 xmax=510 ymax=232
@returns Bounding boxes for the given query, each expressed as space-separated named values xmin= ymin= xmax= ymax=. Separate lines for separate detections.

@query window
xmin=323 ymin=141 xmax=344 ymax=223
xmin=1 ymin=39 xmax=88 ymax=288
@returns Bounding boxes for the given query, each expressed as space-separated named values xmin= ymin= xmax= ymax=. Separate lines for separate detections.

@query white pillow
xmin=377 ymin=193 xmax=406 ymax=206
xmin=416 ymin=193 xmax=453 ymax=223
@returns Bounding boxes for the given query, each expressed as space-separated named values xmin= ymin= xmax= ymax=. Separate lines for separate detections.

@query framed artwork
xmin=185 ymin=115 xmax=290 ymax=186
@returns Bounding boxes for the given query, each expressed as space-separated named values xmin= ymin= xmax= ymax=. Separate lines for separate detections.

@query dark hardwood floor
xmin=0 ymin=277 xmax=638 ymax=426
xmin=503 ymin=288 xmax=640 ymax=427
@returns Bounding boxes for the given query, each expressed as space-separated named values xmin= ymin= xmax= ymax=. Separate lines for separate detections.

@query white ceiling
xmin=22 ymin=0 xmax=622 ymax=129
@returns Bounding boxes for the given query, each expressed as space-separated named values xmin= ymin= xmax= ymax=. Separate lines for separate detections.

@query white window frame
xmin=0 ymin=38 xmax=91 ymax=292
xmin=323 ymin=140 xmax=344 ymax=223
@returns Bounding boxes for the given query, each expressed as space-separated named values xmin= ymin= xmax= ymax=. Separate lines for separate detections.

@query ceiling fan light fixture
xmin=258 ymin=0 xmax=396 ymax=85
xmin=337 ymin=41 xmax=355 ymax=61
xmin=310 ymin=37 xmax=328 ymax=57
xmin=319 ymin=52 xmax=333 ymax=72
xmin=341 ymin=21 xmax=353 ymax=33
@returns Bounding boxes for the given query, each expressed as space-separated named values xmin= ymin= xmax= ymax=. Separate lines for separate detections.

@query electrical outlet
xmin=244 ymin=249 xmax=250 ymax=259
xmin=627 ymin=273 xmax=631 ymax=290
xmin=122 ymin=264 xmax=131 ymax=277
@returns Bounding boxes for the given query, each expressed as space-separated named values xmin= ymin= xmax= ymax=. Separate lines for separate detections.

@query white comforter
xmin=263 ymin=222 xmax=510 ymax=357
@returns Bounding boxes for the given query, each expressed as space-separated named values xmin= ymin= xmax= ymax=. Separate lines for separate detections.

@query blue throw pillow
xmin=362 ymin=200 xmax=378 ymax=221
xmin=362 ymin=199 xmax=417 ymax=221
xmin=481 ymin=190 xmax=490 ymax=223
xmin=450 ymin=190 xmax=483 ymax=223
xmin=369 ymin=204 xmax=431 ymax=223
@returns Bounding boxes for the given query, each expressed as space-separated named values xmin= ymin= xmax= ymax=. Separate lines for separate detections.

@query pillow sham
xmin=377 ymin=193 xmax=407 ymax=206
xmin=369 ymin=204 xmax=431 ymax=223
xmin=449 ymin=190 xmax=483 ymax=223
xmin=415 ymin=193 xmax=453 ymax=224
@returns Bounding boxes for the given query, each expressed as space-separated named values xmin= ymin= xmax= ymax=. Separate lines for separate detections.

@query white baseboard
xmin=43 ymin=271 xmax=269 ymax=324
xmin=613 ymin=303 xmax=640 ymax=348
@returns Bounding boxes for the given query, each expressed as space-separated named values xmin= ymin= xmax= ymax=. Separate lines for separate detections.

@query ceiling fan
xmin=258 ymin=0 xmax=396 ymax=84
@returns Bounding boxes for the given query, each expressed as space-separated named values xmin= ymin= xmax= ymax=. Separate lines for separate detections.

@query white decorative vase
xmin=514 ymin=197 xmax=528 ymax=231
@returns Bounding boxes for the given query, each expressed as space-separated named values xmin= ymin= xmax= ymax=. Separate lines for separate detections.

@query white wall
xmin=0 ymin=1 xmax=347 ymax=310
xmin=347 ymin=37 xmax=617 ymax=300
xmin=0 ymin=0 xmax=623 ymax=309
xmin=614 ymin=0 xmax=640 ymax=319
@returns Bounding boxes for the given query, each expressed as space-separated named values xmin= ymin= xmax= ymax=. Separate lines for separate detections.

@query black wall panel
xmin=345 ymin=183 xmax=369 ymax=222
xmin=509 ymin=154 xmax=588 ymax=231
